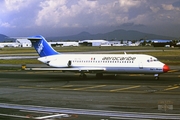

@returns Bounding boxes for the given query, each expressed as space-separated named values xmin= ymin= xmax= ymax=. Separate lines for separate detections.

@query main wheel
xmin=79 ymin=73 xmax=87 ymax=79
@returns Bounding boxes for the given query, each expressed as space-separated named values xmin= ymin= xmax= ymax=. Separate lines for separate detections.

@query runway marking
xmin=73 ymin=85 xmax=106 ymax=90
xmin=35 ymin=114 xmax=69 ymax=119
xmin=110 ymin=85 xmax=141 ymax=92
xmin=0 ymin=113 xmax=29 ymax=119
xmin=110 ymin=116 xmax=152 ymax=120
xmin=164 ymin=86 xmax=179 ymax=91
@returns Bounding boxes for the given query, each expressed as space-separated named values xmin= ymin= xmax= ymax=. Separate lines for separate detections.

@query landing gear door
xmin=139 ymin=62 xmax=143 ymax=69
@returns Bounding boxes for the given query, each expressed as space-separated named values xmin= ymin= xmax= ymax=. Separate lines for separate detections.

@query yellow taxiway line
xmin=168 ymin=70 xmax=179 ymax=73
xmin=164 ymin=86 xmax=179 ymax=91
xmin=73 ymin=85 xmax=106 ymax=90
xmin=110 ymin=85 xmax=141 ymax=92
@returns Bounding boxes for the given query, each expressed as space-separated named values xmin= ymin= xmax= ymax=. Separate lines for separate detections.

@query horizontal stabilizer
xmin=27 ymin=37 xmax=42 ymax=40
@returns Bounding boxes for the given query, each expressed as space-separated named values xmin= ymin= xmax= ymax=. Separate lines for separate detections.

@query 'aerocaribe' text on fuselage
xmin=102 ymin=56 xmax=136 ymax=61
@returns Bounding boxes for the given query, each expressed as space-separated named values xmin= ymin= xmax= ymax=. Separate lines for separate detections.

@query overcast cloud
xmin=0 ymin=0 xmax=180 ymax=37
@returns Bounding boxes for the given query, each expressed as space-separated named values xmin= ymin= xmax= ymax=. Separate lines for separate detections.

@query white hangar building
xmin=0 ymin=42 xmax=19 ymax=48
xmin=79 ymin=40 xmax=110 ymax=46
xmin=49 ymin=42 xmax=79 ymax=47
xmin=16 ymin=39 xmax=32 ymax=47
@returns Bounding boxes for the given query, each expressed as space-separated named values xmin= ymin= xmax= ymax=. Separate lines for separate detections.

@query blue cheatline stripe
xmin=28 ymin=35 xmax=59 ymax=57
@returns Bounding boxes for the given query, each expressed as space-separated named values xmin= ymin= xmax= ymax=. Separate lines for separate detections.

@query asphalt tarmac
xmin=0 ymin=68 xmax=179 ymax=119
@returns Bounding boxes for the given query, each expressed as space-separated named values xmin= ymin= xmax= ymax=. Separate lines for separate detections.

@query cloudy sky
xmin=0 ymin=0 xmax=180 ymax=37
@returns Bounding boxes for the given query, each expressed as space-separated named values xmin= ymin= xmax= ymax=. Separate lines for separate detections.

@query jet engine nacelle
xmin=48 ymin=60 xmax=71 ymax=67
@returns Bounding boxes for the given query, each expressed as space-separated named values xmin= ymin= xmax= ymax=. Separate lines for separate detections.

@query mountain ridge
xmin=47 ymin=29 xmax=176 ymax=41
xmin=0 ymin=29 xmax=177 ymax=41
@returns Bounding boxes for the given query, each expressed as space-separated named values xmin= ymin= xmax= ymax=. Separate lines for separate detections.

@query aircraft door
xmin=68 ymin=60 xmax=72 ymax=67
xmin=139 ymin=62 xmax=143 ymax=69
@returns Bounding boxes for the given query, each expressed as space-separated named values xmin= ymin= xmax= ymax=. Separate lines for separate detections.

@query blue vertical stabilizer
xmin=28 ymin=35 xmax=59 ymax=57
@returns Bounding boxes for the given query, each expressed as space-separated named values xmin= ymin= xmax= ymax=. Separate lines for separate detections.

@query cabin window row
xmin=72 ymin=60 xmax=134 ymax=63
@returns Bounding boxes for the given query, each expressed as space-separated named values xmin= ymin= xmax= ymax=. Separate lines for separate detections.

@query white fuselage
xmin=38 ymin=54 xmax=166 ymax=74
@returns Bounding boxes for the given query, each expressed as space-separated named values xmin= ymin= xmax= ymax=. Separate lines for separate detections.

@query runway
xmin=0 ymin=69 xmax=179 ymax=119
xmin=0 ymin=103 xmax=180 ymax=120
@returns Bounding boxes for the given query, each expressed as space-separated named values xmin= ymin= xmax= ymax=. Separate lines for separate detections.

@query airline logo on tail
xmin=28 ymin=35 xmax=59 ymax=57
xmin=37 ymin=40 xmax=44 ymax=55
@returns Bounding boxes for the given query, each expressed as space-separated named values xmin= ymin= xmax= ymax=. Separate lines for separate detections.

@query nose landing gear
xmin=154 ymin=74 xmax=159 ymax=80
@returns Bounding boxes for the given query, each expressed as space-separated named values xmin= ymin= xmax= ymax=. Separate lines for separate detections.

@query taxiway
xmin=0 ymin=68 xmax=179 ymax=119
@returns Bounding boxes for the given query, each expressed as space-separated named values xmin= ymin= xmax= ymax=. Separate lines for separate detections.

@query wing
xmin=23 ymin=67 xmax=106 ymax=73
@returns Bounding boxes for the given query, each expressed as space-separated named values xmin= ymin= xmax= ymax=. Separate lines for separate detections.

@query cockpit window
xmin=147 ymin=58 xmax=158 ymax=62
xmin=153 ymin=59 xmax=158 ymax=61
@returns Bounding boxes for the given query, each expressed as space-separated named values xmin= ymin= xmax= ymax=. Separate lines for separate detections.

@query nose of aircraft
xmin=163 ymin=64 xmax=170 ymax=72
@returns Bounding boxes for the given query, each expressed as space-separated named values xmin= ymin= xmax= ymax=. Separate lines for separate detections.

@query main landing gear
xmin=79 ymin=73 xmax=87 ymax=78
xmin=79 ymin=73 xmax=104 ymax=79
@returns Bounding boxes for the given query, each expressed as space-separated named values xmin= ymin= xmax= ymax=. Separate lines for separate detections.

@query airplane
xmin=27 ymin=35 xmax=170 ymax=80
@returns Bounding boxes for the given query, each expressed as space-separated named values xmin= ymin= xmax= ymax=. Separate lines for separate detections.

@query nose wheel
xmin=154 ymin=74 xmax=159 ymax=80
